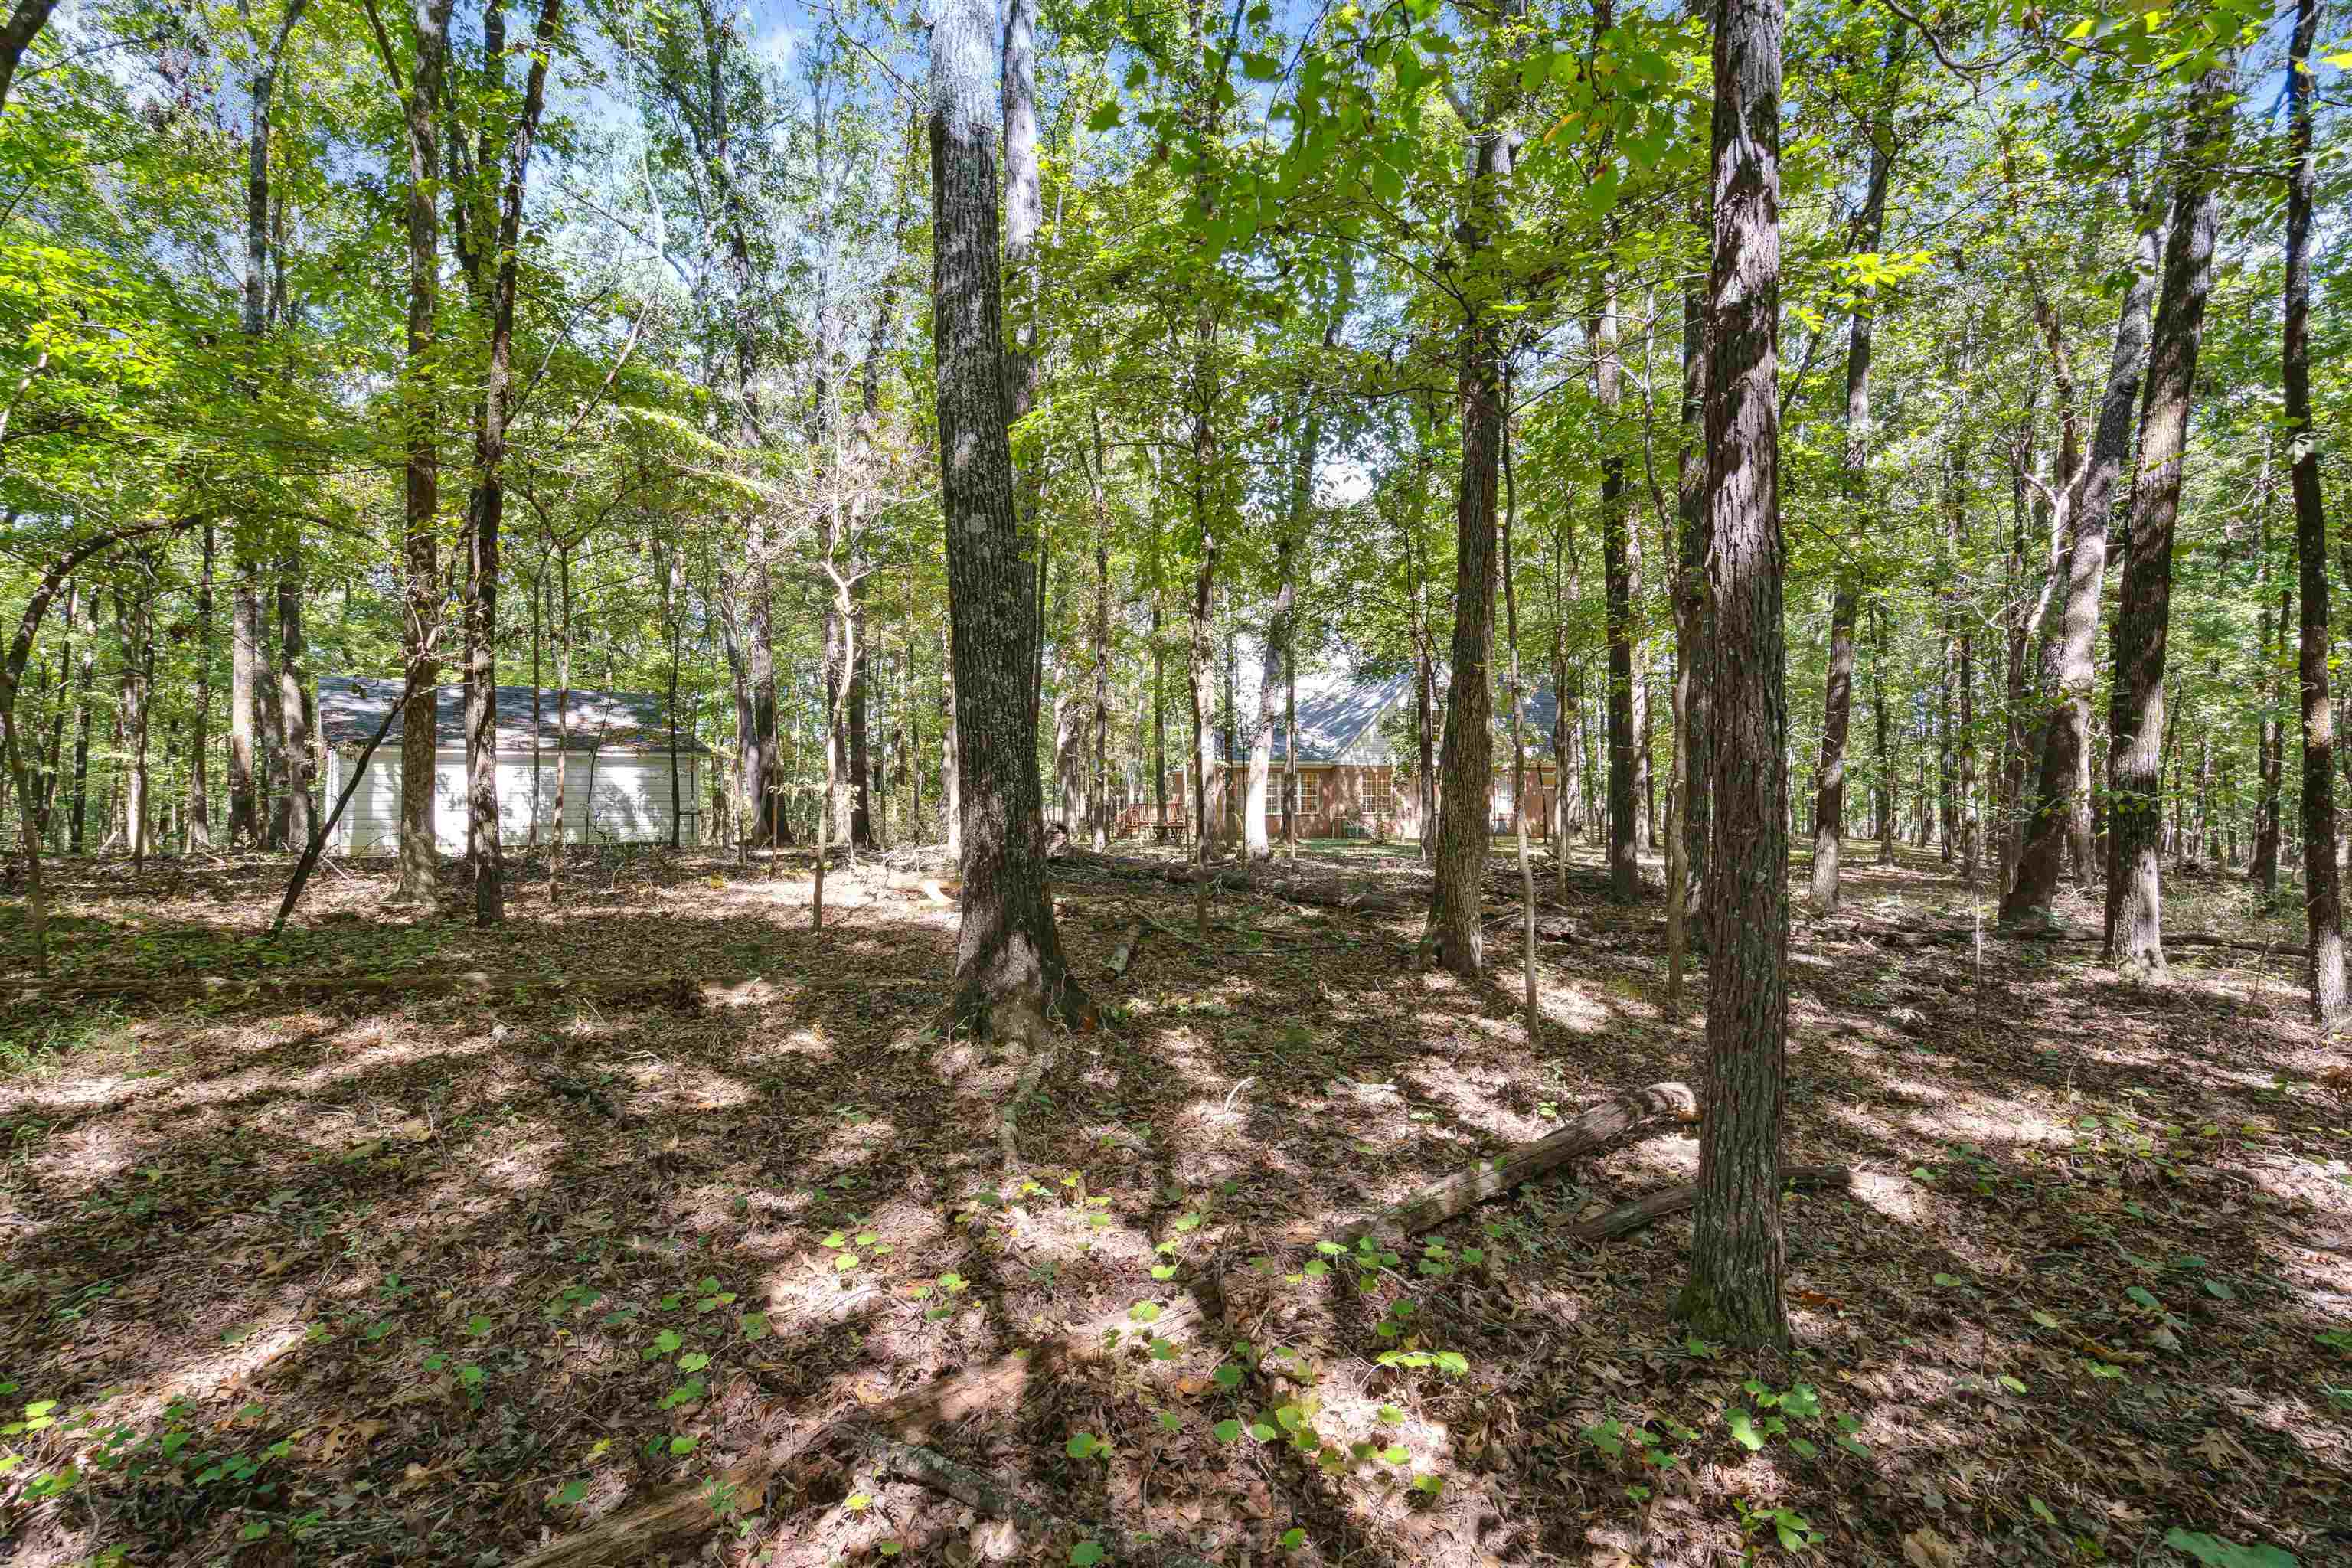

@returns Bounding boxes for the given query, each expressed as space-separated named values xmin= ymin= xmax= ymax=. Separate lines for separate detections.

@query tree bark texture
xmin=1427 ymin=120 xmax=1515 ymax=976
xmin=2108 ymin=77 xmax=2231 ymax=973
xmin=1682 ymin=0 xmax=1789 ymax=1351
xmin=2285 ymin=0 xmax=2346 ymax=1026
xmin=932 ymin=0 xmax=1086 ymax=1036
xmin=393 ymin=0 xmax=459 ymax=906
xmin=1598 ymin=284 xmax=1638 ymax=901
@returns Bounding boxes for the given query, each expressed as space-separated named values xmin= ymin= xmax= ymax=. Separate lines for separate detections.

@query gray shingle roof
xmin=318 ymin=675 xmax=710 ymax=755
xmin=1216 ymin=669 xmax=1557 ymax=763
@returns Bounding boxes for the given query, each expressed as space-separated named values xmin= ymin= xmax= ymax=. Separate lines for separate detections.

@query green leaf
xmin=2160 ymin=1528 xmax=2297 ymax=1567
xmin=1086 ymin=102 xmax=1123 ymax=133
xmin=1129 ymin=1302 xmax=1161 ymax=1323
xmin=1150 ymin=1264 xmax=1178 ymax=1280
xmin=677 ymin=1352 xmax=710 ymax=1374
xmin=1378 ymin=1404 xmax=1405 ymax=1423
xmin=878 ymin=1543 xmax=902 ymax=1557
xmin=2126 ymin=1285 xmax=2161 ymax=1310
xmin=1281 ymin=1527 xmax=1307 ymax=1549
xmin=644 ymin=1329 xmax=683 ymax=1361
xmin=1212 ymin=1363 xmax=1244 ymax=1389
xmin=835 ymin=1254 xmax=859 ymax=1272
xmin=1158 ymin=1410 xmax=1182 ymax=1432
xmin=1066 ymin=1432 xmax=1101 ymax=1459
xmin=551 ymin=1478 xmax=589 ymax=1507
xmin=1213 ymin=1419 xmax=1243 ymax=1442
xmin=2204 ymin=1279 xmax=2236 ymax=1301
xmin=668 ymin=1436 xmax=697 ymax=1456
xmin=465 ymin=1315 xmax=495 ymax=1336
xmin=1380 ymin=1443 xmax=1409 ymax=1463
xmin=1250 ymin=1421 xmax=1278 ymax=1441
xmin=1070 ymin=1544 xmax=1106 ymax=1567
xmin=1433 ymin=1351 xmax=1468 ymax=1377
xmin=846 ymin=1492 xmax=873 ymax=1511
xmin=1726 ymin=1410 xmax=1765 ymax=1451
xmin=821 ymin=1232 xmax=847 ymax=1248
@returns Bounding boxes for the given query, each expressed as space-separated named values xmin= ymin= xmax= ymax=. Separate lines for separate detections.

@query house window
xmin=1281 ymin=773 xmax=1318 ymax=814
xmin=1361 ymin=773 xmax=1395 ymax=817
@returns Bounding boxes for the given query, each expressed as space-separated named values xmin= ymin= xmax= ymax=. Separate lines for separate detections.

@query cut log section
xmin=870 ymin=1439 xmax=1222 ymax=1568
xmin=1106 ymin=920 xmax=1145 ymax=976
xmin=1338 ymin=1081 xmax=1699 ymax=1245
xmin=1565 ymin=1165 xmax=1852 ymax=1243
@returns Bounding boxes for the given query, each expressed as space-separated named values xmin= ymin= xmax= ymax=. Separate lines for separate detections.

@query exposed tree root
xmin=867 ymin=1438 xmax=1223 ymax=1568
xmin=1338 ymin=1081 xmax=1700 ymax=1244
xmin=1566 ymin=1165 xmax=1853 ymax=1242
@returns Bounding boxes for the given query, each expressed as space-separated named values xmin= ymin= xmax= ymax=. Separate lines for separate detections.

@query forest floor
xmin=0 ymin=838 xmax=2346 ymax=1568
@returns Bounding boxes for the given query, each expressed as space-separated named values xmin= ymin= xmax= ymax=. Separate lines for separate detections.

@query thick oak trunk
xmin=2285 ymin=0 xmax=2346 ymax=1025
xmin=1681 ymin=0 xmax=1789 ymax=1350
xmin=932 ymin=0 xmax=1086 ymax=1035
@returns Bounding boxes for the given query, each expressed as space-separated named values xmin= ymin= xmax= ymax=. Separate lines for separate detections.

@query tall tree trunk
xmin=2252 ymin=472 xmax=2285 ymax=893
xmin=1599 ymin=280 xmax=1638 ymax=901
xmin=1681 ymin=0 xmax=1788 ymax=1351
xmin=2108 ymin=73 xmax=2232 ymax=972
xmin=1089 ymin=409 xmax=1114 ymax=852
xmin=68 ymin=584 xmax=93 ymax=854
xmin=1149 ymin=596 xmax=1165 ymax=833
xmin=227 ymin=573 xmax=260 ymax=844
xmin=390 ymin=0 xmax=459 ymax=905
xmin=123 ymin=579 xmax=155 ymax=865
xmin=850 ymin=606 xmax=874 ymax=848
xmin=1189 ymin=537 xmax=1217 ymax=931
xmin=1670 ymin=211 xmax=1709 ymax=983
xmin=1807 ymin=109 xmax=1894 ymax=910
xmin=1426 ymin=116 xmax=1515 ymax=975
xmin=1873 ymin=602 xmax=1893 ymax=864
xmin=453 ymin=0 xmax=558 ymax=924
xmin=550 ymin=554 xmax=572 ymax=903
xmin=1250 ymin=397 xmax=1313 ymax=859
xmin=189 ymin=529 xmax=214 ymax=850
xmin=942 ymin=622 xmax=962 ymax=861
xmin=2285 ymin=0 xmax=2345 ymax=1024
xmin=933 ymin=0 xmax=1086 ymax=1033
xmin=2002 ymin=188 xmax=2164 ymax=925
xmin=274 ymin=557 xmax=312 ymax=851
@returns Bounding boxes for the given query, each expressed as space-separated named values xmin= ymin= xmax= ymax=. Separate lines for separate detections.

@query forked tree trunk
xmin=1681 ymin=0 xmax=1789 ymax=1351
xmin=2109 ymin=74 xmax=2232 ymax=972
xmin=2002 ymin=188 xmax=2164 ymax=926
xmin=932 ymin=0 xmax=1086 ymax=1034
xmin=2285 ymin=0 xmax=2346 ymax=1025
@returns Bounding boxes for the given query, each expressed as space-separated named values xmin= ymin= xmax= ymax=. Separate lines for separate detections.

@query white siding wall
xmin=332 ymin=750 xmax=701 ymax=854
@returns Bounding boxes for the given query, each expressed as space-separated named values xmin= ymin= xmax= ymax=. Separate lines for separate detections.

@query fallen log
xmin=513 ymin=1285 xmax=1221 ymax=1568
xmin=1059 ymin=849 xmax=1425 ymax=916
xmin=1566 ymin=1165 xmax=1852 ymax=1243
xmin=870 ymin=1439 xmax=1221 ymax=1568
xmin=1338 ymin=1081 xmax=1699 ymax=1245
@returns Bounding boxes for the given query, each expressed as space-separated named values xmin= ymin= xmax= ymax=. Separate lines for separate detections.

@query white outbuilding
xmin=317 ymin=675 xmax=708 ymax=855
